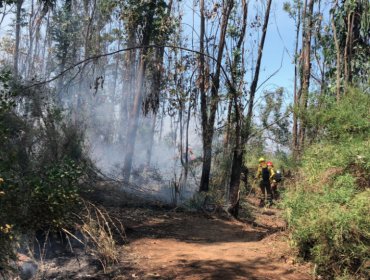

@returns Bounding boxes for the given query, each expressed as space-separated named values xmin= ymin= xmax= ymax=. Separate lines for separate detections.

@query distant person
xmin=187 ymin=147 xmax=196 ymax=161
xmin=274 ymin=169 xmax=283 ymax=198
xmin=255 ymin=157 xmax=273 ymax=207
xmin=267 ymin=161 xmax=279 ymax=200
xmin=182 ymin=146 xmax=196 ymax=162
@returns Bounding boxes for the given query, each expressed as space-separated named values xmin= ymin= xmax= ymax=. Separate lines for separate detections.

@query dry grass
xmin=347 ymin=163 xmax=370 ymax=190
xmin=317 ymin=167 xmax=344 ymax=187
xmin=64 ymin=200 xmax=126 ymax=272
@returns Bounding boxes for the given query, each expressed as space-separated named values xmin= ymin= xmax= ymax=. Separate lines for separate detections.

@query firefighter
xmin=267 ymin=161 xmax=279 ymax=200
xmin=255 ymin=158 xmax=273 ymax=207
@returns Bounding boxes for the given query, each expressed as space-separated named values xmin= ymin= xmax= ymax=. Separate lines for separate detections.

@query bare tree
xmin=331 ymin=1 xmax=341 ymax=102
xmin=122 ymin=0 xmax=158 ymax=181
xmin=291 ymin=0 xmax=302 ymax=160
xmin=297 ymin=0 xmax=314 ymax=153
xmin=199 ymin=0 xmax=234 ymax=192
xmin=228 ymin=0 xmax=273 ymax=217
xmin=13 ymin=0 xmax=24 ymax=76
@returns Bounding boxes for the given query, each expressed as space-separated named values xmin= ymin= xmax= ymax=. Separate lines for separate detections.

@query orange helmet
xmin=267 ymin=161 xmax=273 ymax=167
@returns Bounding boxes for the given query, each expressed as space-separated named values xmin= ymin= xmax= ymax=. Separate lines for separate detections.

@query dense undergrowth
xmin=0 ymin=70 xmax=122 ymax=277
xmin=0 ymin=70 xmax=89 ymax=273
xmin=282 ymin=89 xmax=370 ymax=279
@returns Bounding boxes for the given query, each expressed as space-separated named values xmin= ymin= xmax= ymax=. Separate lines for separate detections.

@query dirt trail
xmin=119 ymin=197 xmax=312 ymax=280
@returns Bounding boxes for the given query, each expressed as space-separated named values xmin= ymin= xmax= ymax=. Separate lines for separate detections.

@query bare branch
xmin=26 ymin=44 xmax=235 ymax=93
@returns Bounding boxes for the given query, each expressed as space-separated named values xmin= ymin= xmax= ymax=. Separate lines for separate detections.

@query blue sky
xmin=260 ymin=1 xmax=296 ymax=93
xmin=0 ymin=0 xmax=298 ymax=99
xmin=179 ymin=0 xmax=298 ymax=106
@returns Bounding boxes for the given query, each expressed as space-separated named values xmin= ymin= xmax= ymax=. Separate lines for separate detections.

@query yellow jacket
xmin=268 ymin=166 xmax=276 ymax=182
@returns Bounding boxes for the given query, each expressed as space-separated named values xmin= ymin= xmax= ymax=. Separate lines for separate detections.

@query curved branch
xmin=26 ymin=44 xmax=234 ymax=92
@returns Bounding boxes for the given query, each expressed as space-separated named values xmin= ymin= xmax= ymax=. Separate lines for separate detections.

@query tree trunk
xmin=198 ymin=0 xmax=207 ymax=192
xmin=292 ymin=2 xmax=301 ymax=160
xmin=14 ymin=0 xmax=24 ymax=76
xmin=344 ymin=11 xmax=354 ymax=89
xmin=122 ymin=0 xmax=156 ymax=181
xmin=224 ymin=98 xmax=233 ymax=148
xmin=121 ymin=28 xmax=137 ymax=142
xmin=348 ymin=11 xmax=355 ymax=85
xmin=199 ymin=0 xmax=234 ymax=192
xmin=184 ymin=98 xmax=192 ymax=183
xmin=224 ymin=0 xmax=248 ymax=150
xmin=228 ymin=0 xmax=272 ymax=217
xmin=146 ymin=114 xmax=157 ymax=166
xmin=298 ymin=0 xmax=314 ymax=151
xmin=123 ymin=50 xmax=148 ymax=181
xmin=25 ymin=0 xmax=34 ymax=78
xmin=42 ymin=13 xmax=50 ymax=77
xmin=56 ymin=0 xmax=72 ymax=100
xmin=145 ymin=0 xmax=173 ymax=166
xmin=331 ymin=10 xmax=341 ymax=102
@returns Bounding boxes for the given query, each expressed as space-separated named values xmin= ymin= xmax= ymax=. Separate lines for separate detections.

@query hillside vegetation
xmin=282 ymin=89 xmax=370 ymax=279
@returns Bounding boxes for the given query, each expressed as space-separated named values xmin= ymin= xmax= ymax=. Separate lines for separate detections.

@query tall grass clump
xmin=282 ymin=89 xmax=370 ymax=279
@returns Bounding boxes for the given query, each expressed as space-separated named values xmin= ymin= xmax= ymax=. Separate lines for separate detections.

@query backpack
xmin=274 ymin=170 xmax=282 ymax=182
xmin=261 ymin=166 xmax=270 ymax=181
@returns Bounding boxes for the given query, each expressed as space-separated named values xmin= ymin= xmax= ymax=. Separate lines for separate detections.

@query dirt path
xmin=118 ymin=197 xmax=312 ymax=280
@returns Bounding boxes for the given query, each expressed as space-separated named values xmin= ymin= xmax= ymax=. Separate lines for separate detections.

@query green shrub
xmin=0 ymin=230 xmax=15 ymax=273
xmin=306 ymin=88 xmax=370 ymax=142
xmin=27 ymin=159 xmax=83 ymax=230
xmin=283 ymin=187 xmax=370 ymax=278
xmin=283 ymin=89 xmax=370 ymax=279
xmin=0 ymin=70 xmax=90 ymax=272
xmin=0 ymin=193 xmax=16 ymax=272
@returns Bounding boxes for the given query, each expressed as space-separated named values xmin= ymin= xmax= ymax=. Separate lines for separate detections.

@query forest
xmin=0 ymin=0 xmax=369 ymax=279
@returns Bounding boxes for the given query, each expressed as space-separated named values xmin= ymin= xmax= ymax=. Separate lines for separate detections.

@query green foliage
xmin=49 ymin=0 xmax=82 ymax=64
xmin=306 ymin=88 xmax=370 ymax=142
xmin=0 ymin=213 xmax=16 ymax=273
xmin=0 ymin=70 xmax=16 ymax=271
xmin=256 ymin=88 xmax=292 ymax=152
xmin=29 ymin=160 xmax=82 ymax=229
xmin=283 ymin=187 xmax=370 ymax=279
xmin=243 ymin=131 xmax=264 ymax=167
xmin=283 ymin=0 xmax=303 ymax=20
xmin=0 ymin=159 xmax=85 ymax=269
xmin=326 ymin=1 xmax=370 ymax=86
xmin=0 ymin=71 xmax=89 ymax=272
xmin=283 ymin=89 xmax=370 ymax=279
xmin=302 ymin=138 xmax=369 ymax=186
xmin=122 ymin=0 xmax=173 ymax=43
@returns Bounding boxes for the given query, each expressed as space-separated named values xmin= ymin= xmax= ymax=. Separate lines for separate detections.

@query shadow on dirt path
xmin=35 ymin=186 xmax=312 ymax=280
xmin=118 ymin=196 xmax=312 ymax=280
xmin=125 ymin=213 xmax=264 ymax=243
